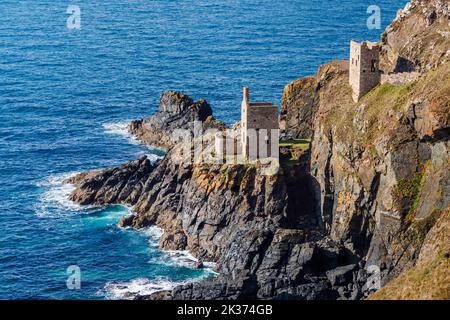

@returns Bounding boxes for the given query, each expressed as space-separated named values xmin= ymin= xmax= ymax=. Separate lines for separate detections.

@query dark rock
xmin=337 ymin=286 xmax=347 ymax=299
xmin=275 ymin=283 xmax=337 ymax=300
xmin=67 ymin=156 xmax=155 ymax=206
xmin=326 ymin=264 xmax=356 ymax=286
xmin=128 ymin=91 xmax=224 ymax=149
xmin=425 ymin=10 xmax=437 ymax=26
xmin=350 ymin=284 xmax=363 ymax=300
xmin=159 ymin=91 xmax=194 ymax=114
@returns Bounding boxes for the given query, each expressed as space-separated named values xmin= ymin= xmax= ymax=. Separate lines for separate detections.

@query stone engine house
xmin=349 ymin=40 xmax=381 ymax=102
xmin=241 ymin=87 xmax=279 ymax=160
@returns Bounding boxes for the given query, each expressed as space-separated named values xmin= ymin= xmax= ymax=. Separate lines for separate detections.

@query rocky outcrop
xmin=380 ymin=0 xmax=450 ymax=73
xmin=278 ymin=3 xmax=449 ymax=293
xmin=129 ymin=91 xmax=226 ymax=149
xmin=68 ymin=117 xmax=369 ymax=300
xmin=280 ymin=61 xmax=350 ymax=140
xmin=280 ymin=76 xmax=318 ymax=139
xmin=66 ymin=156 xmax=155 ymax=206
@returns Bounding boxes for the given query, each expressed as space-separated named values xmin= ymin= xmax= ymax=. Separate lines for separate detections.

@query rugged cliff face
xmin=67 ymin=0 xmax=449 ymax=300
xmin=280 ymin=0 xmax=449 ymax=298
xmin=68 ymin=91 xmax=374 ymax=300
xmin=309 ymin=60 xmax=449 ymax=285
xmin=369 ymin=210 xmax=449 ymax=299
xmin=280 ymin=76 xmax=318 ymax=139
xmin=380 ymin=0 xmax=450 ymax=73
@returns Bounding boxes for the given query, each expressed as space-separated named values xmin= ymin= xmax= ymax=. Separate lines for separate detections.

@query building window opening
xmin=371 ymin=59 xmax=377 ymax=72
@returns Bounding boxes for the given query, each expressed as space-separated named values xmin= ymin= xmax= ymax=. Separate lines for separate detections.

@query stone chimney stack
xmin=243 ymin=86 xmax=249 ymax=103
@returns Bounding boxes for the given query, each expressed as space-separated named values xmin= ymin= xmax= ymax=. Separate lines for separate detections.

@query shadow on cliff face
xmin=393 ymin=56 xmax=416 ymax=73
xmin=281 ymin=150 xmax=320 ymax=232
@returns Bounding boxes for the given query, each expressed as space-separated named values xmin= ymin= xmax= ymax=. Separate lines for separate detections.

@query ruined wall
xmin=241 ymin=87 xmax=279 ymax=160
xmin=349 ymin=41 xmax=362 ymax=102
xmin=350 ymin=41 xmax=381 ymax=101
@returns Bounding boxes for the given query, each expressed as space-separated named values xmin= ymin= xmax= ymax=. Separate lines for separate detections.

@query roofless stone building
xmin=241 ymin=87 xmax=279 ymax=161
xmin=349 ymin=40 xmax=381 ymax=102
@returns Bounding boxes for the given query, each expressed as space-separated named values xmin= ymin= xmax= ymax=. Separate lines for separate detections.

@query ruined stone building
xmin=214 ymin=87 xmax=279 ymax=162
xmin=349 ymin=40 xmax=381 ymax=102
xmin=241 ymin=87 xmax=279 ymax=160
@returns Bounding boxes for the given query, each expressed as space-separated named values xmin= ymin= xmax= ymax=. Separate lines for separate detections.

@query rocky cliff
xmin=279 ymin=0 xmax=449 ymax=298
xmin=67 ymin=0 xmax=449 ymax=300
xmin=308 ymin=58 xmax=449 ymax=287
xmin=68 ymin=90 xmax=373 ymax=300
xmin=380 ymin=0 xmax=449 ymax=73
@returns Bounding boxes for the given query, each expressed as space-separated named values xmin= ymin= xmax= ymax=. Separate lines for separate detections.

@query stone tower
xmin=349 ymin=40 xmax=381 ymax=102
xmin=241 ymin=87 xmax=279 ymax=160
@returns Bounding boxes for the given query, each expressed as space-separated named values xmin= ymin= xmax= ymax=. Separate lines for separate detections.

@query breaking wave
xmin=34 ymin=172 xmax=87 ymax=218
xmin=102 ymin=277 xmax=190 ymax=300
xmin=103 ymin=121 xmax=140 ymax=145
xmin=103 ymin=121 xmax=165 ymax=162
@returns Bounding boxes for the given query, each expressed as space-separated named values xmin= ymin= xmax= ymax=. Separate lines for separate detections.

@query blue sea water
xmin=0 ymin=0 xmax=408 ymax=299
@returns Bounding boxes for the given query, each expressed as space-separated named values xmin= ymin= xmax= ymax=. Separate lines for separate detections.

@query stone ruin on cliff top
xmin=215 ymin=87 xmax=280 ymax=163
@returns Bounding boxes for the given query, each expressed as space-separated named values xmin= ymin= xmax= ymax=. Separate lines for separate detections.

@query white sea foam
xmin=134 ymin=151 xmax=163 ymax=163
xmin=103 ymin=121 xmax=165 ymax=162
xmin=140 ymin=225 xmax=218 ymax=273
xmin=102 ymin=277 xmax=190 ymax=300
xmin=35 ymin=172 xmax=86 ymax=218
xmin=152 ymin=248 xmax=218 ymax=274
xmin=103 ymin=121 xmax=140 ymax=145
xmin=142 ymin=225 xmax=165 ymax=247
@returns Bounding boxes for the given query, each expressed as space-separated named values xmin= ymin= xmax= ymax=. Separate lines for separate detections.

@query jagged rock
xmin=159 ymin=91 xmax=194 ymax=114
xmin=326 ymin=264 xmax=357 ymax=286
xmin=275 ymin=283 xmax=337 ymax=300
xmin=66 ymin=155 xmax=154 ymax=206
xmin=128 ymin=91 xmax=225 ymax=149
xmin=380 ymin=0 xmax=450 ymax=72
xmin=280 ymin=61 xmax=348 ymax=141
xmin=281 ymin=76 xmax=318 ymax=139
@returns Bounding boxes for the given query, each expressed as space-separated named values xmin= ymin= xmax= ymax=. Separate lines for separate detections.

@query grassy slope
xmin=325 ymin=62 xmax=449 ymax=149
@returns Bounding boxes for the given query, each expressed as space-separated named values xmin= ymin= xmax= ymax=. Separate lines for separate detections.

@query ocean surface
xmin=0 ymin=0 xmax=408 ymax=299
